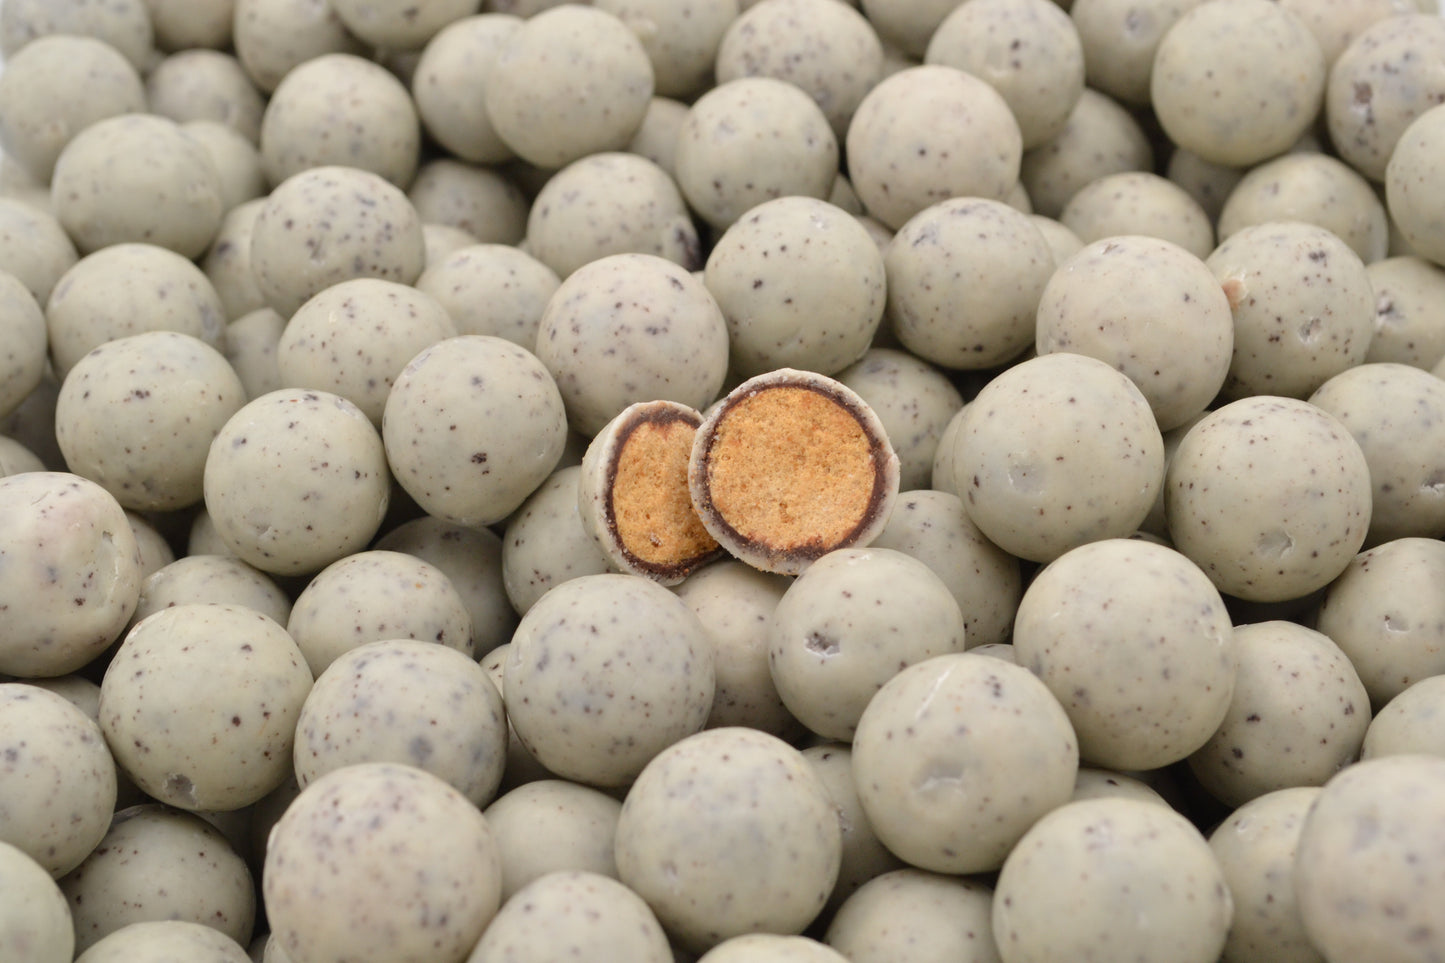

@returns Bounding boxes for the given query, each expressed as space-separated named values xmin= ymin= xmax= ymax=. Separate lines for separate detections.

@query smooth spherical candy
xmin=0 ymin=840 xmax=73 ymax=962
xmin=467 ymin=871 xmax=672 ymax=963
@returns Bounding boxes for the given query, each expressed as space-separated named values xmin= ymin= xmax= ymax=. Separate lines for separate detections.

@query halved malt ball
xmin=688 ymin=369 xmax=900 ymax=576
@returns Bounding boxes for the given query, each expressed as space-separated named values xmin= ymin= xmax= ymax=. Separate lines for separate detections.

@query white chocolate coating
xmin=799 ymin=744 xmax=903 ymax=910
xmin=408 ymin=159 xmax=528 ymax=246
xmin=1070 ymin=767 xmax=1170 ymax=806
xmin=264 ymin=763 xmax=502 ymax=963
xmin=705 ymin=196 xmax=883 ymax=378
xmin=825 ymin=870 xmax=1000 ymax=963
xmin=331 ymin=0 xmax=481 ymax=49
xmin=416 ymin=243 xmax=560 ymax=347
xmin=78 ymin=922 xmax=250 ymax=963
xmin=859 ymin=0 xmax=964 ymax=57
xmin=412 ymin=13 xmax=521 ymax=165
xmin=184 ymin=122 xmax=267 ymax=214
xmin=1020 ymin=86 xmax=1153 ymax=218
xmin=835 ymin=350 xmax=962 ymax=494
xmin=0 ymin=198 xmax=77 ymax=306
xmin=1386 ymin=101 xmax=1445 ymax=268
xmin=614 ymin=727 xmax=840 ymax=951
xmin=0 ymin=434 xmax=44 ymax=477
xmin=852 ymin=653 xmax=1079 ymax=874
xmin=0 ymin=472 xmax=142 ymax=677
xmin=205 ymin=200 xmax=267 ymax=322
xmin=1220 ymin=152 xmax=1388 ymax=265
xmin=1070 ymin=0 xmax=1201 ymax=105
xmin=1167 ymin=147 xmax=1245 ymax=224
xmin=1363 ymin=675 xmax=1445 ymax=759
xmin=505 ymin=573 xmax=714 ymax=786
xmin=599 ymin=0 xmax=741 ymax=99
xmin=1280 ymin=0 xmax=1416 ymax=65
xmin=1059 ymin=171 xmax=1213 ymax=259
xmin=0 ymin=840 xmax=72 ymax=963
xmin=0 ymin=270 xmax=45 ymax=421
xmin=993 ymin=797 xmax=1232 ymax=963
xmin=470 ymin=871 xmax=672 ymax=962
xmin=133 ymin=555 xmax=291 ymax=629
xmin=697 ymin=935 xmax=849 ymax=963
xmin=1 ymin=0 xmax=154 ymax=71
xmin=148 ymin=50 xmax=265 ymax=144
xmin=224 ymin=309 xmax=285 ymax=401
xmin=482 ymin=780 xmax=622 ymax=901
xmin=233 ymin=0 xmax=365 ymax=93
xmin=1365 ymin=256 xmax=1445 ymax=367
xmin=628 ymin=97 xmax=690 ymax=178
xmin=145 ymin=0 xmax=236 ymax=51
xmin=501 ymin=465 xmax=613 ymax=615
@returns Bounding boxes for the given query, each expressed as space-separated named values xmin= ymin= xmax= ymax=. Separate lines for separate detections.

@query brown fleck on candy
xmin=579 ymin=400 xmax=722 ymax=585
xmin=688 ymin=369 xmax=900 ymax=576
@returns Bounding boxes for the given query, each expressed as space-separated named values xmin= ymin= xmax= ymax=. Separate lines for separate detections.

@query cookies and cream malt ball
xmin=412 ymin=14 xmax=521 ymax=165
xmin=1152 ymin=0 xmax=1326 ymax=168
xmin=1069 ymin=0 xmax=1200 ymax=106
xmin=800 ymin=744 xmax=903 ymax=909
xmin=184 ymin=121 xmax=267 ymax=214
xmin=383 ymin=335 xmax=567 ymax=527
xmin=469 ymin=871 xmax=672 ymax=963
xmin=1020 ymin=86 xmax=1154 ymax=218
xmin=1013 ymin=539 xmax=1236 ymax=771
xmin=675 ymin=77 xmax=838 ymax=230
xmin=0 ymin=684 xmax=116 ymax=877
xmin=535 ymin=253 xmax=728 ymax=437
xmin=250 ymin=166 xmax=426 ymax=319
xmin=697 ymin=935 xmax=850 ymax=963
xmin=1279 ymin=0 xmax=1415 ymax=66
xmin=1035 ymin=235 xmax=1233 ymax=430
xmin=132 ymin=555 xmax=291 ymax=629
xmin=416 ymin=243 xmax=560 ymax=347
xmin=505 ymin=573 xmax=714 ymax=787
xmin=614 ymin=727 xmax=841 ymax=951
xmin=234 ymin=0 xmax=366 ymax=93
xmin=147 ymin=50 xmax=265 ymax=145
xmin=407 ymin=159 xmax=528 ymax=246
xmin=705 ymin=196 xmax=883 ymax=378
xmin=1363 ymin=675 xmax=1445 ymax=759
xmin=143 ymin=0 xmax=235 ymax=51
xmin=1220 ymin=152 xmax=1388 ymax=265
xmin=628 ymin=96 xmax=690 ymax=178
xmin=264 ymin=763 xmax=503 ymax=963
xmin=847 ymin=66 xmax=1022 ymax=231
xmin=835 ymin=349 xmax=963 ymax=492
xmin=0 ymin=473 xmax=142 ymax=678
xmin=0 ymin=435 xmax=44 ymax=477
xmin=203 ymin=389 xmax=391 ymax=576
xmin=598 ymin=0 xmax=740 ymax=99
xmin=485 ymin=5 xmax=654 ymax=169
xmin=1386 ymin=102 xmax=1445 ymax=267
xmin=224 ymin=309 xmax=285 ymax=400
xmin=0 ymin=0 xmax=154 ymax=71
xmin=925 ymin=0 xmax=1084 ymax=148
xmin=0 ymin=840 xmax=73 ymax=963
xmin=501 ymin=465 xmax=613 ymax=615
xmin=825 ymin=870 xmax=999 ymax=963
xmin=951 ymin=352 xmax=1164 ymax=564
xmin=852 ymin=653 xmax=1079 ymax=874
xmin=885 ymin=197 xmax=1055 ymax=370
xmin=483 ymin=780 xmax=623 ymax=901
xmin=993 ymin=798 xmax=1232 ymax=963
xmin=1059 ymin=171 xmax=1214 ymax=258
xmin=205 ymin=200 xmax=267 ymax=322
xmin=0 ymin=271 xmax=45 ymax=422
xmin=331 ymin=0 xmax=482 ymax=49
xmin=75 ymin=921 xmax=251 ymax=963
xmin=0 ymin=198 xmax=78 ymax=306
xmin=52 ymin=114 xmax=225 ymax=260
xmin=0 ymin=35 xmax=145 ymax=183
xmin=1167 ymin=147 xmax=1246 ymax=224
xmin=1295 ymin=755 xmax=1445 ymax=962
xmin=1365 ymin=256 xmax=1445 ymax=367
xmin=859 ymin=0 xmax=965 ymax=57
xmin=1165 ymin=396 xmax=1372 ymax=602
xmin=1208 ymin=221 xmax=1375 ymax=401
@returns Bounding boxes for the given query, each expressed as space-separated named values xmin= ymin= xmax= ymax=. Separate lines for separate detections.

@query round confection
xmin=1310 ymin=363 xmax=1445 ymax=542
xmin=1364 ymin=676 xmax=1445 ymax=759
xmin=1166 ymin=396 xmax=1372 ymax=602
xmin=993 ymin=797 xmax=1232 ymax=963
xmin=715 ymin=0 xmax=883 ymax=137
xmin=285 ymin=550 xmax=473 ymax=676
xmin=688 ymin=369 xmax=901 ymax=575
xmin=0 ymin=199 xmax=77 ymax=305
xmin=382 ymin=335 xmax=566 ymax=527
xmin=505 ymin=573 xmax=714 ymax=786
xmin=951 ymin=352 xmax=1164 ymax=564
xmin=0 ymin=271 xmax=45 ymax=422
xmin=534 ymin=253 xmax=728 ymax=437
xmin=1013 ymin=539 xmax=1236 ymax=771
xmin=1020 ymin=87 xmax=1154 ymax=219
xmin=0 ymin=473 xmax=142 ymax=677
xmin=614 ymin=727 xmax=840 ymax=951
xmin=250 ymin=166 xmax=426 ymax=318
xmin=56 ymin=332 xmax=246 ymax=513
xmin=479 ymin=644 xmax=555 ymax=791
xmin=1207 ymin=221 xmax=1375 ymax=400
xmin=1188 ymin=621 xmax=1368 ymax=806
xmin=853 ymin=652 xmax=1078 ymax=874
xmin=768 ymin=547 xmax=966 ymax=741
xmin=825 ymin=870 xmax=997 ymax=963
xmin=1035 ymin=235 xmax=1233 ymax=430
xmin=0 ymin=35 xmax=145 ymax=183
xmin=407 ymin=159 xmax=528 ymax=246
xmin=184 ymin=121 xmax=267 ymax=213
xmin=578 ymin=401 xmax=721 ymax=584
xmin=99 ymin=603 xmax=311 ymax=811
xmin=51 ymin=114 xmax=224 ymax=259
xmin=203 ymin=388 xmax=391 ymax=575
xmin=204 ymin=200 xmax=267 ymax=322
xmin=801 ymin=744 xmax=903 ymax=907
xmin=1365 ymin=256 xmax=1445 ymax=367
xmin=1316 ymin=537 xmax=1445 ymax=707
xmin=704 ymin=196 xmax=883 ymax=378
xmin=147 ymin=50 xmax=265 ymax=144
xmin=597 ymin=0 xmax=740 ymax=99
xmin=374 ymin=516 xmax=517 ymax=657
xmin=887 ymin=198 xmax=1054 ymax=370
xmin=858 ymin=0 xmax=965 ymax=57
xmin=0 ymin=0 xmax=153 ymax=69
xmin=0 ymin=374 xmax=62 ymax=474
xmin=1280 ymin=0 xmax=1416 ymax=65
xmin=415 ymin=243 xmax=560 ymax=347
xmin=145 ymin=0 xmax=235 ymax=51
xmin=924 ymin=0 xmax=1084 ymax=148
xmin=626 ymin=98 xmax=688 ymax=179
xmin=125 ymin=512 xmax=175 ymax=580
xmin=46 ymin=243 xmax=227 ymax=380
xmin=233 ymin=0 xmax=365 ymax=93
xmin=483 ymin=780 xmax=622 ymax=901
xmin=276 ymin=278 xmax=456 ymax=426
xmin=847 ymin=65 xmax=1021 ymax=230
xmin=264 ymin=763 xmax=502 ymax=963
xmin=1220 ymin=152 xmax=1388 ymax=264
xmin=224 ymin=309 xmax=285 ymax=400
xmin=75 ymin=922 xmax=249 ymax=963
xmin=295 ymin=639 xmax=504 ymax=805
xmin=674 ymin=77 xmax=838 ymax=230
xmin=0 ymin=435 xmax=45 ymax=477
xmin=697 ymin=935 xmax=849 ymax=962
xmin=330 ymin=0 xmax=480 ymax=49
xmin=1328 ymin=15 xmax=1445 ymax=182
xmin=834 ymin=349 xmax=963 ymax=492
xmin=0 ymin=684 xmax=115 ymax=877
xmin=411 ymin=13 xmax=521 ymax=165
xmin=485 ymin=5 xmax=654 ymax=169
xmin=423 ymin=224 xmax=481 ymax=265
xmin=1167 ymin=147 xmax=1247 ymax=224
xmin=259 ymin=53 xmax=419 ymax=189
xmin=1152 ymin=0 xmax=1325 ymax=168
xmin=63 ymin=804 xmax=255 ymax=955
xmin=1059 ymin=171 xmax=1214 ymax=259
xmin=1386 ymin=102 xmax=1445 ymax=267
xmin=469 ymin=871 xmax=672 ymax=963
xmin=0 ymin=840 xmax=72 ymax=962
xmin=1207 ymin=786 xmax=1321 ymax=963
xmin=1069 ymin=0 xmax=1199 ymax=105
xmin=1071 ymin=768 xmax=1170 ymax=806
xmin=133 ymin=555 xmax=291 ymax=628
xmin=500 ymin=466 xmax=612 ymax=615
xmin=1295 ymin=755 xmax=1445 ymax=960
xmin=526 ymin=152 xmax=699 ymax=278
